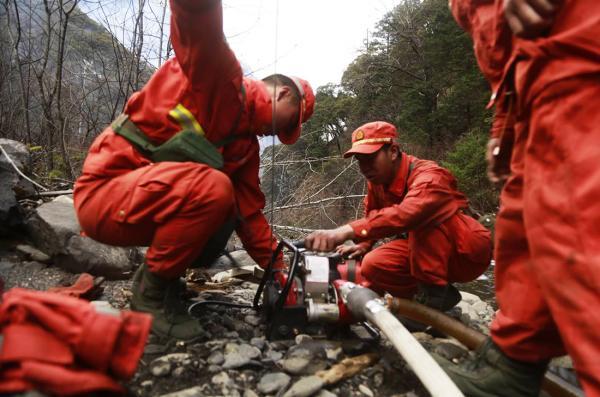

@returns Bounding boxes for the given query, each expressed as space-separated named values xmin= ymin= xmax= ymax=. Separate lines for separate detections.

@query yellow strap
xmin=169 ymin=104 xmax=205 ymax=136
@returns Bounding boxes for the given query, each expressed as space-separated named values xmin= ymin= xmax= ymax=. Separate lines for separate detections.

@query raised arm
xmin=170 ymin=0 xmax=241 ymax=90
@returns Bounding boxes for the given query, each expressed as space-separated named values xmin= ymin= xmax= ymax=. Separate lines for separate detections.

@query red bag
xmin=0 ymin=288 xmax=152 ymax=396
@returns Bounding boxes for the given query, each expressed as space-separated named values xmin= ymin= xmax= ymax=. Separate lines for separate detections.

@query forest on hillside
xmin=0 ymin=0 xmax=498 ymax=236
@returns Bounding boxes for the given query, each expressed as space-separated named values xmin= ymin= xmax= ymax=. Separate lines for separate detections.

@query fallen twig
xmin=0 ymin=143 xmax=48 ymax=191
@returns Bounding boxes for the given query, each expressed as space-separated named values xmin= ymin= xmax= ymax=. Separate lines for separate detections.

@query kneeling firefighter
xmin=304 ymin=121 xmax=492 ymax=312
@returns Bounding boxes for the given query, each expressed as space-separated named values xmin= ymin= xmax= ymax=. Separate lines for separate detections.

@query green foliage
xmin=48 ymin=169 xmax=64 ymax=179
xmin=293 ymin=84 xmax=355 ymax=159
xmin=442 ymin=129 xmax=498 ymax=212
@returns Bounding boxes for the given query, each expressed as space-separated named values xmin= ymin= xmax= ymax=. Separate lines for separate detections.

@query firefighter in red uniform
xmin=73 ymin=0 xmax=315 ymax=341
xmin=304 ymin=121 xmax=492 ymax=311
xmin=436 ymin=0 xmax=600 ymax=395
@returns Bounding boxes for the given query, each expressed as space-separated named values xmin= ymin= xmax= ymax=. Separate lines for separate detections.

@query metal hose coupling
xmin=338 ymin=281 xmax=383 ymax=322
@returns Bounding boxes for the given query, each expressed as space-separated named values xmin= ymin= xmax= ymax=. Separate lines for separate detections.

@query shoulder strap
xmin=111 ymin=114 xmax=158 ymax=154
xmin=169 ymin=83 xmax=248 ymax=148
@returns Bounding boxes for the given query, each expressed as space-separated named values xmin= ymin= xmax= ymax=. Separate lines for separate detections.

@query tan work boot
xmin=434 ymin=338 xmax=548 ymax=397
xmin=130 ymin=265 xmax=206 ymax=342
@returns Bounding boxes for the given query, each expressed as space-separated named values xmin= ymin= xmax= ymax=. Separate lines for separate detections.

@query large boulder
xmin=26 ymin=195 xmax=138 ymax=279
xmin=0 ymin=139 xmax=36 ymax=236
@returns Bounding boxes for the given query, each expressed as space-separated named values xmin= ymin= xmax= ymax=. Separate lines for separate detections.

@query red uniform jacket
xmin=76 ymin=0 xmax=280 ymax=267
xmin=349 ymin=154 xmax=469 ymax=246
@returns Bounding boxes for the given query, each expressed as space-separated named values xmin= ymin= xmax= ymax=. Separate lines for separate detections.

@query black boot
xmin=415 ymin=283 xmax=462 ymax=312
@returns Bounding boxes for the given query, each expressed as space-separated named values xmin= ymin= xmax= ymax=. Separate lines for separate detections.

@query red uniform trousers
xmin=75 ymin=160 xmax=236 ymax=279
xmin=490 ymin=77 xmax=600 ymax=396
xmin=361 ymin=212 xmax=491 ymax=298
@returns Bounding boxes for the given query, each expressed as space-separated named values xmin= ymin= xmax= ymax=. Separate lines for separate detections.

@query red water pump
xmin=254 ymin=239 xmax=369 ymax=340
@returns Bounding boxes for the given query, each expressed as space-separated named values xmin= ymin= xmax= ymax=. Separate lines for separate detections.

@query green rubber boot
xmin=130 ymin=265 xmax=206 ymax=342
xmin=434 ymin=338 xmax=548 ymax=397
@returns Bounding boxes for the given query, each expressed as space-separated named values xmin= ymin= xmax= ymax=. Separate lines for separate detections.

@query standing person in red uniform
xmin=73 ymin=0 xmax=315 ymax=341
xmin=436 ymin=0 xmax=600 ymax=395
xmin=304 ymin=121 xmax=492 ymax=311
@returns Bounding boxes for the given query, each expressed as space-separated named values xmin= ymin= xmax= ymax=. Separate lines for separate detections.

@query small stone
xmin=150 ymin=361 xmax=171 ymax=377
xmin=243 ymin=390 xmax=260 ymax=397
xmin=264 ymin=350 xmax=283 ymax=361
xmin=158 ymin=386 xmax=209 ymax=397
xmin=282 ymin=375 xmax=325 ymax=397
xmin=295 ymin=334 xmax=313 ymax=345
xmin=358 ymin=384 xmax=374 ymax=397
xmin=140 ymin=380 xmax=153 ymax=389
xmin=208 ymin=364 xmax=221 ymax=373
xmin=207 ymin=351 xmax=224 ymax=365
xmin=222 ymin=343 xmax=262 ymax=369
xmin=269 ymin=340 xmax=294 ymax=350
xmin=154 ymin=353 xmax=191 ymax=364
xmin=282 ymin=356 xmax=310 ymax=374
xmin=244 ymin=314 xmax=261 ymax=326
xmin=459 ymin=291 xmax=481 ymax=305
xmin=211 ymin=371 xmax=233 ymax=387
xmin=257 ymin=372 xmax=291 ymax=394
xmin=222 ymin=354 xmax=248 ymax=370
xmin=250 ymin=336 xmax=265 ymax=350
xmin=282 ymin=344 xmax=328 ymax=375
xmin=222 ymin=388 xmax=241 ymax=397
xmin=15 ymin=244 xmax=51 ymax=263
xmin=373 ymin=372 xmax=384 ymax=387
xmin=172 ymin=367 xmax=186 ymax=377
xmin=325 ymin=346 xmax=342 ymax=361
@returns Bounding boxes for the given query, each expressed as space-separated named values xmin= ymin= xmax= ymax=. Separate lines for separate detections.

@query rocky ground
xmin=0 ymin=139 xmax=581 ymax=397
xmin=1 ymin=236 xmax=504 ymax=397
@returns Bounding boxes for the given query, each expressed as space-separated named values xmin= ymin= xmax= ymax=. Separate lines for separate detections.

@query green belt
xmin=111 ymin=113 xmax=235 ymax=170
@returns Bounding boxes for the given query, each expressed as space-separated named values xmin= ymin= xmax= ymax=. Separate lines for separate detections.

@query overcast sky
xmin=81 ymin=0 xmax=400 ymax=90
xmin=222 ymin=0 xmax=400 ymax=88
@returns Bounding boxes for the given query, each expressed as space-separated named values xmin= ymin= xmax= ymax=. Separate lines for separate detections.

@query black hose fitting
xmin=341 ymin=282 xmax=381 ymax=322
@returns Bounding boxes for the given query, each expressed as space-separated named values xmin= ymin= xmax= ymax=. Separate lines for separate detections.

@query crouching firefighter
xmin=73 ymin=0 xmax=315 ymax=341
xmin=304 ymin=121 xmax=492 ymax=312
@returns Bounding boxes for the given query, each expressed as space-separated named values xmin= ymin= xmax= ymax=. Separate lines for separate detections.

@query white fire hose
xmin=340 ymin=282 xmax=464 ymax=397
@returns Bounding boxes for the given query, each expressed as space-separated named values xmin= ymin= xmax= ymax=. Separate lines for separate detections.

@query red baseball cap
xmin=343 ymin=121 xmax=398 ymax=158
xmin=278 ymin=76 xmax=315 ymax=144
